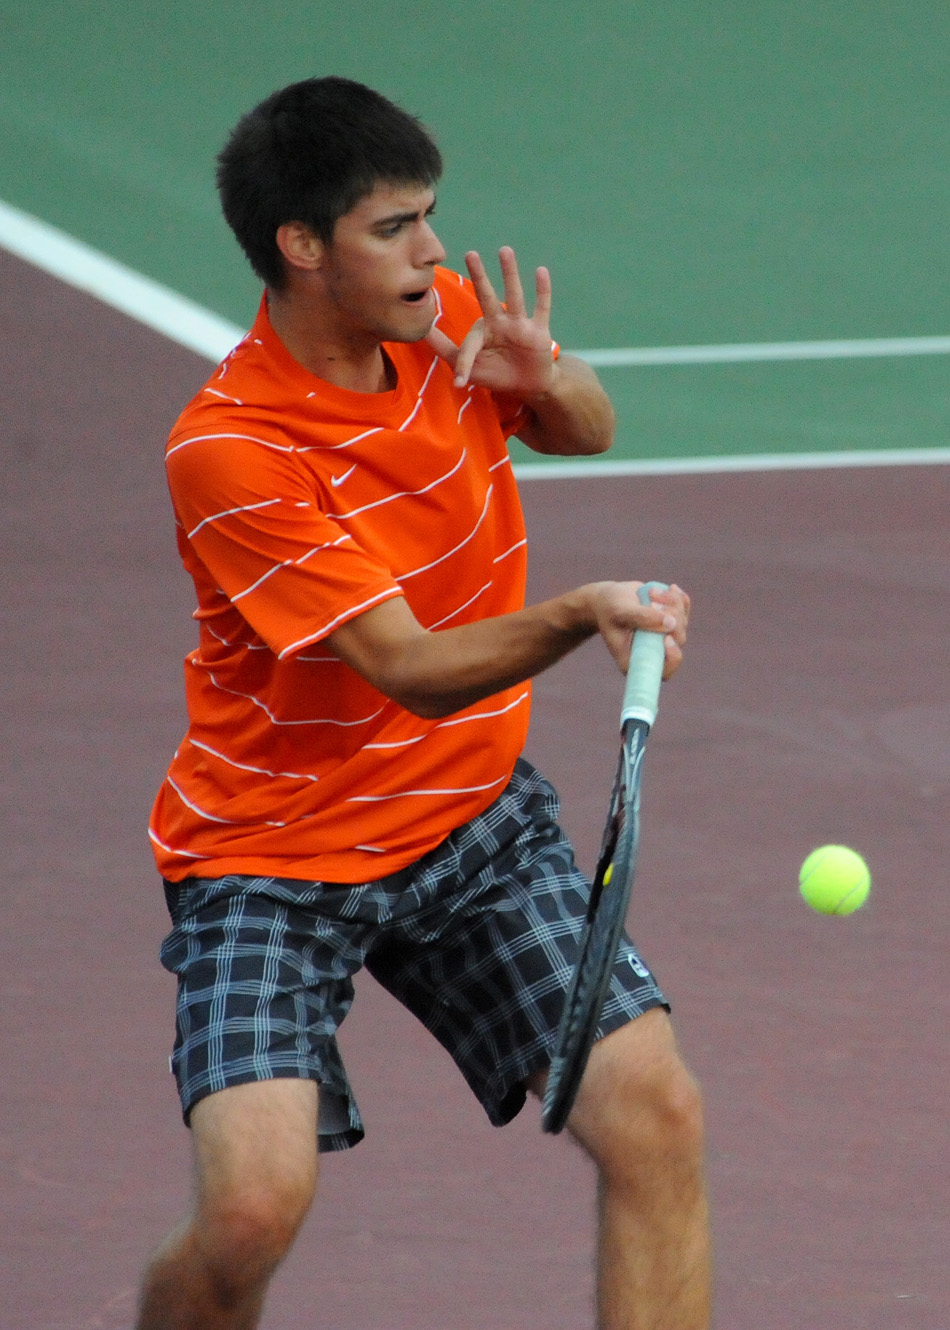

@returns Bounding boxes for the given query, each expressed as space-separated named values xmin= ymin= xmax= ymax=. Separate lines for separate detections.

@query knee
xmin=617 ymin=1060 xmax=703 ymax=1177
xmin=572 ymin=1022 xmax=706 ymax=1185
xmin=196 ymin=1173 xmax=315 ymax=1294
xmin=642 ymin=1057 xmax=705 ymax=1165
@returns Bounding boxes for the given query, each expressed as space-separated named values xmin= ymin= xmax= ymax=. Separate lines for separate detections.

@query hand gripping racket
xmin=542 ymin=582 xmax=668 ymax=1134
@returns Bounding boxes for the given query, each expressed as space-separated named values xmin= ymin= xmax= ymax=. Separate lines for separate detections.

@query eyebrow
xmin=373 ymin=196 xmax=437 ymax=229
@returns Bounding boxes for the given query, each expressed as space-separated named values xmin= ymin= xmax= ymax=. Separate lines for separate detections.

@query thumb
xmin=450 ymin=320 xmax=486 ymax=387
xmin=425 ymin=324 xmax=459 ymax=367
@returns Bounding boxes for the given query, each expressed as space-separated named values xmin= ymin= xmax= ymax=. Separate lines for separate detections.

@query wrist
xmin=520 ymin=356 xmax=561 ymax=408
xmin=539 ymin=582 xmax=602 ymax=642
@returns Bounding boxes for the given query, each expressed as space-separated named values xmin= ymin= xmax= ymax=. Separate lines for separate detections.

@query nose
xmin=418 ymin=219 xmax=446 ymax=267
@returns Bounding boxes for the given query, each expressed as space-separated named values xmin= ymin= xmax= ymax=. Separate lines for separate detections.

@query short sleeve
xmin=166 ymin=431 xmax=404 ymax=658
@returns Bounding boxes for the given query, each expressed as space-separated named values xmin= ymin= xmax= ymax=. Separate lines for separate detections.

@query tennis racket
xmin=541 ymin=581 xmax=668 ymax=1134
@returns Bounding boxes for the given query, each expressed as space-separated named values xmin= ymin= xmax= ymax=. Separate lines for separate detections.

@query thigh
xmin=191 ymin=1078 xmax=320 ymax=1207
xmin=186 ymin=1080 xmax=320 ymax=1252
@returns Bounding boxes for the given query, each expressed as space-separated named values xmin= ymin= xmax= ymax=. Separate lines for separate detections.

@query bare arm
xmin=326 ymin=582 xmax=689 ymax=719
xmin=425 ymin=248 xmax=613 ymax=456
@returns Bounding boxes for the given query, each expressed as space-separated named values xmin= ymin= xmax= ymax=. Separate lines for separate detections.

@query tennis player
xmin=137 ymin=76 xmax=709 ymax=1330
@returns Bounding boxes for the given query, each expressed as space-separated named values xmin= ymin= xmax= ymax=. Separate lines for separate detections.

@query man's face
xmin=317 ymin=181 xmax=446 ymax=346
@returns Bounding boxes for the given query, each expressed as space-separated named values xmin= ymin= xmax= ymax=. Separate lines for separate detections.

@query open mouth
xmin=401 ymin=289 xmax=430 ymax=304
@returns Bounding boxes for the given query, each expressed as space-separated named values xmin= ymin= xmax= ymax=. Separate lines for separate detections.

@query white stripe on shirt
xmin=346 ymin=773 xmax=510 ymax=803
xmin=397 ymin=485 xmax=493 ymax=582
xmin=188 ymin=497 xmax=280 ymax=540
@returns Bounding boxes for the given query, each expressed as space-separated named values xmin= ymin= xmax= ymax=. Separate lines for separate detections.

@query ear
xmin=275 ymin=221 xmax=326 ymax=274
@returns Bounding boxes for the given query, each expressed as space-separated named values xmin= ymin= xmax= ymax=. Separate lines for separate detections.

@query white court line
xmin=579 ymin=336 xmax=950 ymax=366
xmin=2 ymin=197 xmax=949 ymax=475
xmin=0 ymin=198 xmax=245 ymax=360
xmin=512 ymin=447 xmax=950 ymax=479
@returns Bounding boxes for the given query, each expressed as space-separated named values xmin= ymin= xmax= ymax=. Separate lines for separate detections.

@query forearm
xmin=328 ymin=590 xmax=593 ymax=718
xmin=326 ymin=583 xmax=684 ymax=719
xmin=515 ymin=354 xmax=615 ymax=456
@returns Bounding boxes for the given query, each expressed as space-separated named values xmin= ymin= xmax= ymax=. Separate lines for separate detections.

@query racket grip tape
xmin=620 ymin=581 xmax=669 ymax=727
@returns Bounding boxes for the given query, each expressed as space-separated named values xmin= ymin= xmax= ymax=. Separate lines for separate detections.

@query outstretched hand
xmin=426 ymin=247 xmax=556 ymax=396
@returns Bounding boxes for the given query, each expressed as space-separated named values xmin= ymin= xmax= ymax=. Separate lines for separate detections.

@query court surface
xmin=3 ymin=4 xmax=950 ymax=1326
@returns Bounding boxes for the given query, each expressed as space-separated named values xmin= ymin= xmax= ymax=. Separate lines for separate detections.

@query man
xmin=139 ymin=76 xmax=709 ymax=1329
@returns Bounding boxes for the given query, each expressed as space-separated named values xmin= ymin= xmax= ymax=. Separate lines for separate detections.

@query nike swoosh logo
xmin=330 ymin=464 xmax=357 ymax=488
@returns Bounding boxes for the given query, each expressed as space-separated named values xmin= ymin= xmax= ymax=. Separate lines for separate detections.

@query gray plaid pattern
xmin=160 ymin=759 xmax=666 ymax=1151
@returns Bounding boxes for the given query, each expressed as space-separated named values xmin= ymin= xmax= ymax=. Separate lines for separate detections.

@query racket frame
xmin=541 ymin=583 xmax=667 ymax=1134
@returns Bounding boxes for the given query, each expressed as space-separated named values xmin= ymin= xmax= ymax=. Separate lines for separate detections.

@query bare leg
xmin=136 ymin=1079 xmax=319 ymax=1330
xmin=532 ymin=1009 xmax=711 ymax=1329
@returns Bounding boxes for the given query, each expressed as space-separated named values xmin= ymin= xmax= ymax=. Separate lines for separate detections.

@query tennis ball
xmin=799 ymin=845 xmax=870 ymax=915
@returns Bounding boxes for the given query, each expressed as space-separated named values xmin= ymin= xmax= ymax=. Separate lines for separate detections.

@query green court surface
xmin=3 ymin=0 xmax=950 ymax=464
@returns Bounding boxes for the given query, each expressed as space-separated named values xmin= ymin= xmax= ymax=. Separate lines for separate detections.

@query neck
xmin=266 ymin=290 xmax=394 ymax=394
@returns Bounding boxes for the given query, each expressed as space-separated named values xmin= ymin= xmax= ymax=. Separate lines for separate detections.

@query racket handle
xmin=620 ymin=581 xmax=669 ymax=728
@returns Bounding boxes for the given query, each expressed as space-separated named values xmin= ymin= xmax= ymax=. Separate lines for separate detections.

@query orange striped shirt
xmin=150 ymin=268 xmax=533 ymax=882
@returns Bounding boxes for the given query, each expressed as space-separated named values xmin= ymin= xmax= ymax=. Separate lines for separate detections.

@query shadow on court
xmin=2 ymin=249 xmax=948 ymax=1329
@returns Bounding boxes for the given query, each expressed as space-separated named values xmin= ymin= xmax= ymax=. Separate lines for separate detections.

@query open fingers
xmin=466 ymin=247 xmax=550 ymax=326
xmin=496 ymin=246 xmax=527 ymax=316
xmin=533 ymin=263 xmax=552 ymax=328
xmin=464 ymin=250 xmax=504 ymax=319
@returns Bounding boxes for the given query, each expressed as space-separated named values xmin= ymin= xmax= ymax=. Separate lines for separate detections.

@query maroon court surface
xmin=2 ymin=248 xmax=949 ymax=1328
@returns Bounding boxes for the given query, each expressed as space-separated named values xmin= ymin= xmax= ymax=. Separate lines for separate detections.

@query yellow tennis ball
xmin=799 ymin=845 xmax=870 ymax=915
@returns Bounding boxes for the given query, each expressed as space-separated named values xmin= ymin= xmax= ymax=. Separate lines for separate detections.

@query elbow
xmin=578 ymin=427 xmax=613 ymax=456
xmin=584 ymin=400 xmax=617 ymax=455
xmin=376 ymin=666 xmax=460 ymax=719
xmin=519 ymin=402 xmax=616 ymax=457
xmin=347 ymin=625 xmax=475 ymax=719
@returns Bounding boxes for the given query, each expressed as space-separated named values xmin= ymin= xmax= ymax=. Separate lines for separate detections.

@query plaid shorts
xmin=159 ymin=758 xmax=667 ymax=1151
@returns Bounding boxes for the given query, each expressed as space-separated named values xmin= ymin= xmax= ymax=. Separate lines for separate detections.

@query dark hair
xmin=216 ymin=76 xmax=443 ymax=289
